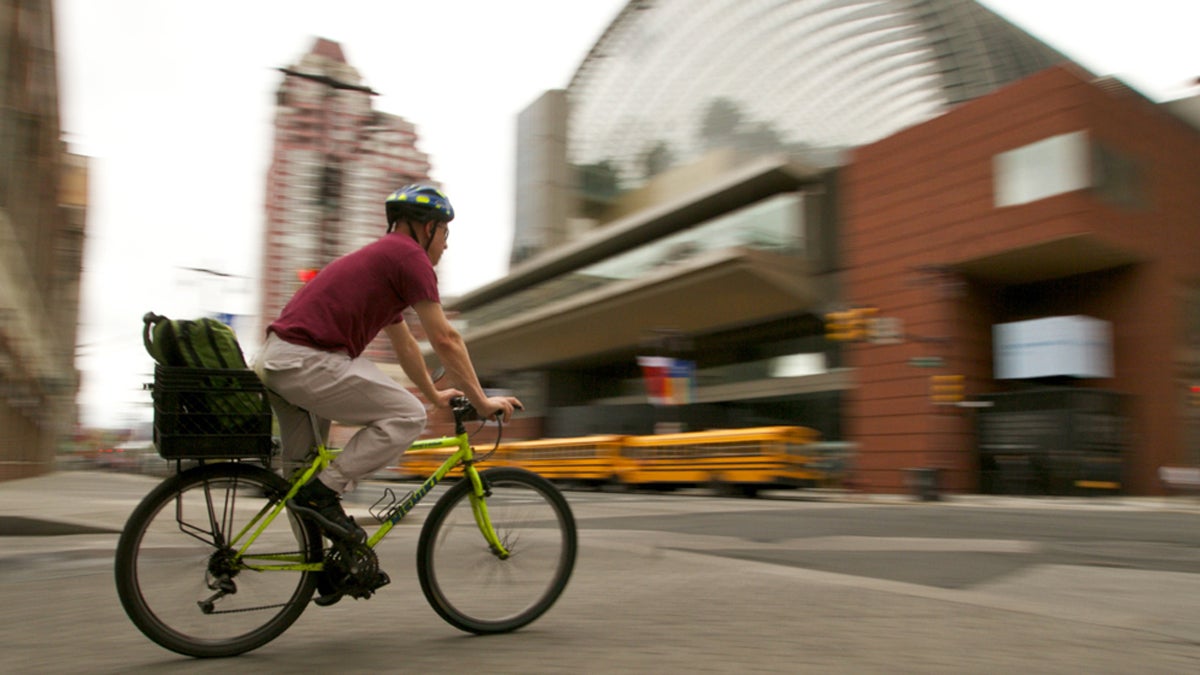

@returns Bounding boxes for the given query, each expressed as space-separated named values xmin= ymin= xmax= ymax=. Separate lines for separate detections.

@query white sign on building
xmin=993 ymin=316 xmax=1113 ymax=380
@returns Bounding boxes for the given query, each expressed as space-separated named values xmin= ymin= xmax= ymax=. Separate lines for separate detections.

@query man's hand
xmin=430 ymin=388 xmax=464 ymax=410
xmin=477 ymin=396 xmax=523 ymax=423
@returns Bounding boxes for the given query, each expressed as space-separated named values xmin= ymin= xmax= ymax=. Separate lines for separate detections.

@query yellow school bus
xmin=387 ymin=426 xmax=836 ymax=497
xmin=617 ymin=426 xmax=820 ymax=496
xmin=387 ymin=446 xmax=462 ymax=481
xmin=495 ymin=435 xmax=627 ymax=487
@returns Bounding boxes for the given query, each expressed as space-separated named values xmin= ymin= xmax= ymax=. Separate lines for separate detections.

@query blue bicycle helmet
xmin=385 ymin=185 xmax=455 ymax=233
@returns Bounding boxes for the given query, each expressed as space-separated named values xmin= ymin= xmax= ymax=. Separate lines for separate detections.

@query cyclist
xmin=255 ymin=184 xmax=521 ymax=548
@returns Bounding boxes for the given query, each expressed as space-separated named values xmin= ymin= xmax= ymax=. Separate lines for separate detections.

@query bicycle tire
xmin=417 ymin=467 xmax=577 ymax=634
xmin=114 ymin=462 xmax=321 ymax=658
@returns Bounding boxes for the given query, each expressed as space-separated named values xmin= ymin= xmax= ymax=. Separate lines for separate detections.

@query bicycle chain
xmin=201 ymin=601 xmax=290 ymax=615
xmin=199 ymin=549 xmax=311 ymax=615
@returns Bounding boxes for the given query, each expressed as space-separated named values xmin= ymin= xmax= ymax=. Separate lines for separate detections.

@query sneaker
xmin=288 ymin=479 xmax=367 ymax=544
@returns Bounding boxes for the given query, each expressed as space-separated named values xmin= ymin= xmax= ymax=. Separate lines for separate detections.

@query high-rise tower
xmin=260 ymin=38 xmax=433 ymax=359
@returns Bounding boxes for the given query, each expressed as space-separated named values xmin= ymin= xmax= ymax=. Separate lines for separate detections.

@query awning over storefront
xmin=451 ymin=247 xmax=818 ymax=376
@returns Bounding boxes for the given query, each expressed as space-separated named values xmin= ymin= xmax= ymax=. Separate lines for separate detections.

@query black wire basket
xmin=151 ymin=365 xmax=273 ymax=460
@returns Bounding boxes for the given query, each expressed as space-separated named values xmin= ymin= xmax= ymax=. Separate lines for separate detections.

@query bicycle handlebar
xmin=450 ymin=396 xmax=478 ymax=423
xmin=449 ymin=396 xmax=523 ymax=425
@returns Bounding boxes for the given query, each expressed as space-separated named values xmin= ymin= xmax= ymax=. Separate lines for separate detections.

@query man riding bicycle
xmin=254 ymin=185 xmax=521 ymax=547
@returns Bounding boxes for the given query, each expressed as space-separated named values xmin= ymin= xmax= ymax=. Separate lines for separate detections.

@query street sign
xmin=867 ymin=316 xmax=904 ymax=344
xmin=908 ymin=356 xmax=944 ymax=368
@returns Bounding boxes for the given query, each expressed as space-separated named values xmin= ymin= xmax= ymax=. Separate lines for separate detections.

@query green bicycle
xmin=114 ymin=397 xmax=577 ymax=658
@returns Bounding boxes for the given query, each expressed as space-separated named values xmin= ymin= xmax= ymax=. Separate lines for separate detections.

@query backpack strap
xmin=199 ymin=318 xmax=235 ymax=369
xmin=196 ymin=318 xmax=249 ymax=369
xmin=142 ymin=312 xmax=161 ymax=359
xmin=176 ymin=320 xmax=205 ymax=367
xmin=143 ymin=312 xmax=175 ymax=366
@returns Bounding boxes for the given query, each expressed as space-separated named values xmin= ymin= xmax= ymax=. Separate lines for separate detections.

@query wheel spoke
xmin=115 ymin=463 xmax=320 ymax=658
xmin=417 ymin=468 xmax=576 ymax=634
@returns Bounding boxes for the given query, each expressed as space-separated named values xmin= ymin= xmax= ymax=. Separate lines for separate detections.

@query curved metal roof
xmin=567 ymin=0 xmax=1069 ymax=190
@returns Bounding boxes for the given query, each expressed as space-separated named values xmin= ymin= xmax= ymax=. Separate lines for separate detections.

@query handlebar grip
xmin=449 ymin=397 xmax=522 ymax=420
xmin=490 ymin=404 xmax=521 ymax=421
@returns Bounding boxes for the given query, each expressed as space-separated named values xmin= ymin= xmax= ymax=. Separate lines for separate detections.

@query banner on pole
xmin=637 ymin=356 xmax=696 ymax=406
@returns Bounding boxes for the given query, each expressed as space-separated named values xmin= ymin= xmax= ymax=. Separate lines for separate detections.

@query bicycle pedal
xmin=313 ymin=591 xmax=344 ymax=608
xmin=372 ymin=571 xmax=391 ymax=591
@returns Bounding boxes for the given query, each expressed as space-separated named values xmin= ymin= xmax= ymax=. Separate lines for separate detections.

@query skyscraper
xmin=260 ymin=38 xmax=433 ymax=359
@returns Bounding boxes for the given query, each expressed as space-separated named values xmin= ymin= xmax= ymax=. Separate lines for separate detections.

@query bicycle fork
xmin=466 ymin=465 xmax=510 ymax=559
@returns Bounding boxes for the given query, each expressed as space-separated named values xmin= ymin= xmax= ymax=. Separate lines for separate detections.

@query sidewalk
xmin=2 ymin=470 xmax=1199 ymax=554
xmin=0 ymin=470 xmax=154 ymax=531
xmin=781 ymin=488 xmax=1200 ymax=512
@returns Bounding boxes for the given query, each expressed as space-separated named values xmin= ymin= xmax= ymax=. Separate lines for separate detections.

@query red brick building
xmin=842 ymin=65 xmax=1200 ymax=495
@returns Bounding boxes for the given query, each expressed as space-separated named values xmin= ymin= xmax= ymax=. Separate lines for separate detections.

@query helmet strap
xmin=422 ymin=222 xmax=441 ymax=254
xmin=405 ymin=220 xmax=437 ymax=254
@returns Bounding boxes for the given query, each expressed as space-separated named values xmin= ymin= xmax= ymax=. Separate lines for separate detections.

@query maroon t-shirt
xmin=269 ymin=233 xmax=440 ymax=358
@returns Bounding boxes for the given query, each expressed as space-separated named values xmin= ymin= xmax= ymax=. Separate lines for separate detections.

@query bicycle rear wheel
xmin=417 ymin=467 xmax=577 ymax=634
xmin=114 ymin=462 xmax=321 ymax=658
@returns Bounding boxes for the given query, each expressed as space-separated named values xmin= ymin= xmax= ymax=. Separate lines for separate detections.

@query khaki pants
xmin=253 ymin=332 xmax=427 ymax=493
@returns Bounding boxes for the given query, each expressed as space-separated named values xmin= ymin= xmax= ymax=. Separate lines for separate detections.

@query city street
xmin=1 ymin=471 xmax=1198 ymax=673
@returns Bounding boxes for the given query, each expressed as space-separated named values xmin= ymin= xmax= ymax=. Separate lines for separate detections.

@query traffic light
xmin=297 ymin=268 xmax=319 ymax=283
xmin=824 ymin=307 xmax=877 ymax=342
xmin=1190 ymin=384 xmax=1200 ymax=407
xmin=824 ymin=310 xmax=857 ymax=341
xmin=930 ymin=374 xmax=964 ymax=404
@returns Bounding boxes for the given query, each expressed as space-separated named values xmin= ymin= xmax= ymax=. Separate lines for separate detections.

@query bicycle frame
xmin=229 ymin=409 xmax=509 ymax=573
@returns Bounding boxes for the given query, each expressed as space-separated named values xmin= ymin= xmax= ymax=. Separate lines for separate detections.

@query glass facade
xmin=566 ymin=0 xmax=1066 ymax=197
xmin=585 ymin=193 xmax=803 ymax=279
xmin=462 ymin=192 xmax=804 ymax=329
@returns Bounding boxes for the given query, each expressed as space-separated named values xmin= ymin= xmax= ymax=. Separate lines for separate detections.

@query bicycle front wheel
xmin=114 ymin=462 xmax=321 ymax=658
xmin=417 ymin=467 xmax=577 ymax=634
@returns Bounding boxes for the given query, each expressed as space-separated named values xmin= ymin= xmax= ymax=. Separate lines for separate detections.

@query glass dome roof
xmin=567 ymin=0 xmax=1067 ymax=191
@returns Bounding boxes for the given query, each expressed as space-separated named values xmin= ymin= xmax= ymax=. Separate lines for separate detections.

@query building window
xmin=586 ymin=192 xmax=805 ymax=282
xmin=993 ymin=131 xmax=1090 ymax=207
xmin=1092 ymin=141 xmax=1145 ymax=209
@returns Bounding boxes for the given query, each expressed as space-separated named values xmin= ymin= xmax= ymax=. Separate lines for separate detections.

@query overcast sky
xmin=55 ymin=0 xmax=1199 ymax=428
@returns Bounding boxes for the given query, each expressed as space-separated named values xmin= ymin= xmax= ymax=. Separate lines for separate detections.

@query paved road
xmin=1 ymin=471 xmax=1198 ymax=673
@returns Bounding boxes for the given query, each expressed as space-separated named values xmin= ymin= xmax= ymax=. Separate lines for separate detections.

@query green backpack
xmin=142 ymin=312 xmax=269 ymax=437
xmin=144 ymin=312 xmax=250 ymax=371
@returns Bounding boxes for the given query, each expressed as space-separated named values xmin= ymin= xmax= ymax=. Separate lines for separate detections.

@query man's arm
xmin=383 ymin=321 xmax=449 ymax=405
xmin=410 ymin=300 xmax=519 ymax=421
